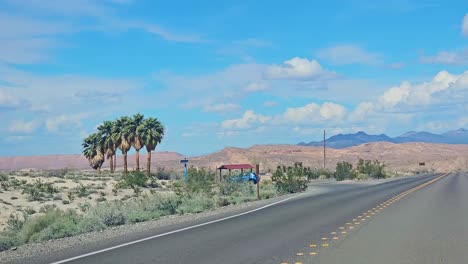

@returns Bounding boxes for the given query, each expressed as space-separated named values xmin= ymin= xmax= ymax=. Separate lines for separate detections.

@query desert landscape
xmin=1 ymin=141 xmax=468 ymax=233
xmin=2 ymin=142 xmax=468 ymax=173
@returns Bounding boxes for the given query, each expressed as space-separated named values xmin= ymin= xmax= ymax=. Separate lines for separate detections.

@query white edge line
xmin=50 ymin=192 xmax=307 ymax=264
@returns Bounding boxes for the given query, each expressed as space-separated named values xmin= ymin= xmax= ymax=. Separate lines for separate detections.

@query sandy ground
xmin=0 ymin=170 xmax=171 ymax=231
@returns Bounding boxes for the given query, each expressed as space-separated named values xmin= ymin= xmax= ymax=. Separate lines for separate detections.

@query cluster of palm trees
xmin=82 ymin=114 xmax=164 ymax=176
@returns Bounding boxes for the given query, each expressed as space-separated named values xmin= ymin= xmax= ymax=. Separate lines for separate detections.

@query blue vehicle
xmin=228 ymin=172 xmax=259 ymax=184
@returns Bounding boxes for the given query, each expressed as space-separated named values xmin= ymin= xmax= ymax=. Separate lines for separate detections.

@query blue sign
xmin=180 ymin=158 xmax=189 ymax=181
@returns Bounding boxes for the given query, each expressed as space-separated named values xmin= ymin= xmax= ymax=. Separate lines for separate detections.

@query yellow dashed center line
xmin=296 ymin=253 xmax=304 ymax=256
xmin=309 ymin=252 xmax=318 ymax=256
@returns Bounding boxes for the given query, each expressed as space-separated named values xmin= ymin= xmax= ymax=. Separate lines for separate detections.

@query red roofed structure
xmin=217 ymin=164 xmax=254 ymax=170
xmin=217 ymin=164 xmax=254 ymax=181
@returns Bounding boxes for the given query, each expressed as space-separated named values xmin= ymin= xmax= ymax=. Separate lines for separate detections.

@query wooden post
xmin=323 ymin=129 xmax=326 ymax=170
xmin=256 ymin=164 xmax=260 ymax=200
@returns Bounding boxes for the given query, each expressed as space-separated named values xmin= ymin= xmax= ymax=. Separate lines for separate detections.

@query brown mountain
xmin=1 ymin=142 xmax=468 ymax=172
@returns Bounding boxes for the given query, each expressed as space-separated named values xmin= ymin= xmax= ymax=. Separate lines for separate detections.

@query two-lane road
xmin=15 ymin=173 xmax=459 ymax=264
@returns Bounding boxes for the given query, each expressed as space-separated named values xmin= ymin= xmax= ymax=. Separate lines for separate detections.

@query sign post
xmin=256 ymin=164 xmax=260 ymax=200
xmin=180 ymin=158 xmax=189 ymax=182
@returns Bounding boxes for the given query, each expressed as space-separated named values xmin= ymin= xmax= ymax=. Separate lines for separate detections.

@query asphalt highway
xmin=16 ymin=173 xmax=454 ymax=264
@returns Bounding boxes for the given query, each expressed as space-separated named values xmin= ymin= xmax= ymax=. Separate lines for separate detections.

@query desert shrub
xmin=39 ymin=204 xmax=58 ymax=213
xmin=334 ymin=161 xmax=356 ymax=181
xmin=152 ymin=167 xmax=171 ymax=180
xmin=219 ymin=180 xmax=254 ymax=197
xmin=1 ymin=182 xmax=10 ymax=191
xmin=118 ymin=171 xmax=148 ymax=189
xmin=74 ymin=184 xmax=90 ymax=198
xmin=24 ymin=207 xmax=37 ymax=215
xmin=0 ymin=232 xmax=18 ymax=251
xmin=87 ymin=202 xmax=127 ymax=227
xmin=18 ymin=209 xmax=81 ymax=243
xmin=0 ymin=173 xmax=8 ymax=182
xmin=77 ymin=215 xmax=106 ymax=233
xmin=176 ymin=193 xmax=216 ymax=214
xmin=272 ymin=163 xmax=308 ymax=194
xmin=356 ymin=159 xmax=387 ymax=179
xmin=21 ymin=179 xmax=59 ymax=201
xmin=356 ymin=173 xmax=369 ymax=181
xmin=186 ymin=167 xmax=215 ymax=195
xmin=259 ymin=180 xmax=279 ymax=200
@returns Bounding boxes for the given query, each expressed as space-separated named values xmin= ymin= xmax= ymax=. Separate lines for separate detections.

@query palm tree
xmin=97 ymin=121 xmax=116 ymax=174
xmin=138 ymin=117 xmax=164 ymax=176
xmin=82 ymin=133 xmax=105 ymax=173
xmin=113 ymin=116 xmax=132 ymax=175
xmin=127 ymin=113 xmax=145 ymax=171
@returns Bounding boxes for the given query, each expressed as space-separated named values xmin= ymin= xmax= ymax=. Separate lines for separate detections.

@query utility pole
xmin=323 ymin=129 xmax=326 ymax=169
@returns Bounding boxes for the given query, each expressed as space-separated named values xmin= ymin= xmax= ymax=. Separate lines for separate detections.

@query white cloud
xmin=203 ymin=103 xmax=240 ymax=113
xmin=46 ymin=113 xmax=90 ymax=132
xmin=264 ymin=57 xmax=337 ymax=80
xmin=379 ymin=81 xmax=411 ymax=109
xmin=244 ymin=82 xmax=268 ymax=92
xmin=0 ymin=90 xmax=23 ymax=109
xmin=282 ymin=102 xmax=346 ymax=124
xmin=349 ymin=102 xmax=374 ymax=122
xmin=420 ymin=50 xmax=468 ymax=65
xmin=221 ymin=110 xmax=270 ymax=129
xmin=9 ymin=120 xmax=38 ymax=133
xmin=317 ymin=44 xmax=382 ymax=65
xmin=463 ymin=14 xmax=468 ymax=37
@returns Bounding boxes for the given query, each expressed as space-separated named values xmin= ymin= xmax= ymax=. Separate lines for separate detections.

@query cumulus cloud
xmin=46 ymin=113 xmax=90 ymax=132
xmin=317 ymin=44 xmax=382 ymax=65
xmin=264 ymin=57 xmax=337 ymax=80
xmin=0 ymin=90 xmax=23 ymax=109
xmin=463 ymin=14 xmax=468 ymax=36
xmin=221 ymin=111 xmax=270 ymax=129
xmin=349 ymin=102 xmax=374 ymax=122
xmin=378 ymin=70 xmax=462 ymax=110
xmin=243 ymin=82 xmax=268 ymax=92
xmin=282 ymin=102 xmax=346 ymax=124
xmin=420 ymin=50 xmax=468 ymax=65
xmin=204 ymin=103 xmax=240 ymax=113
xmin=9 ymin=120 xmax=39 ymax=133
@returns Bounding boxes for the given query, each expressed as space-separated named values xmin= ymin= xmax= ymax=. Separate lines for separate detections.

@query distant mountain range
xmin=298 ymin=128 xmax=468 ymax=149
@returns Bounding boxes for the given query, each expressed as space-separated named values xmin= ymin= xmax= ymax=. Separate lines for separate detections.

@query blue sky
xmin=1 ymin=0 xmax=468 ymax=156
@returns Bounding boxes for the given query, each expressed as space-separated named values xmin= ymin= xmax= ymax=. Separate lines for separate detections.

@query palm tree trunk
xmin=123 ymin=152 xmax=128 ymax=175
xmin=136 ymin=150 xmax=140 ymax=172
xmin=109 ymin=155 xmax=114 ymax=174
xmin=147 ymin=151 xmax=151 ymax=177
xmin=98 ymin=166 xmax=101 ymax=174
xmin=113 ymin=154 xmax=117 ymax=172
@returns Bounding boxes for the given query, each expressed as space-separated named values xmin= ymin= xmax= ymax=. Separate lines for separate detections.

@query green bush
xmin=118 ymin=171 xmax=148 ymax=189
xmin=186 ymin=167 xmax=215 ymax=195
xmin=0 ymin=173 xmax=8 ymax=182
xmin=18 ymin=210 xmax=80 ymax=243
xmin=259 ymin=180 xmax=279 ymax=200
xmin=272 ymin=163 xmax=308 ymax=193
xmin=356 ymin=173 xmax=369 ymax=181
xmin=334 ymin=161 xmax=356 ymax=181
xmin=356 ymin=159 xmax=386 ymax=179
xmin=21 ymin=179 xmax=59 ymax=201
xmin=87 ymin=202 xmax=127 ymax=227
xmin=176 ymin=193 xmax=216 ymax=214
xmin=152 ymin=168 xmax=171 ymax=180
